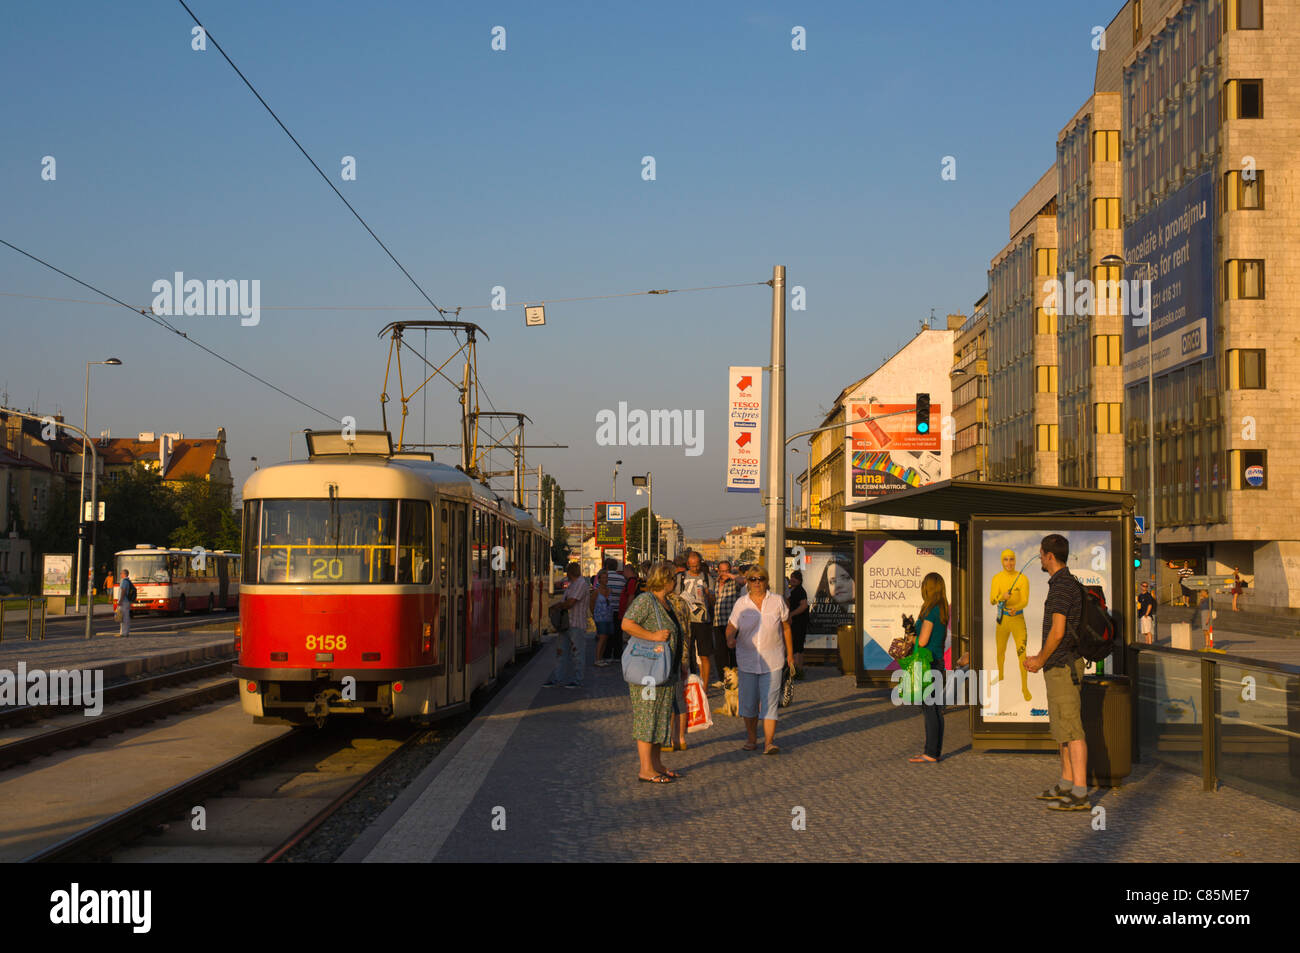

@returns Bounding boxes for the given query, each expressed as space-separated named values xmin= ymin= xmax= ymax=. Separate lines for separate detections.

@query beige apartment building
xmin=1055 ymin=93 xmax=1127 ymax=492
xmin=988 ymin=167 xmax=1060 ymax=486
xmin=950 ymin=296 xmax=989 ymax=482
xmin=1090 ymin=0 xmax=1300 ymax=606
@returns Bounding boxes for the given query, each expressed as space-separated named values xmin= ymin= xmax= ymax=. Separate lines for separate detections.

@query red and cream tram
xmin=235 ymin=430 xmax=549 ymax=725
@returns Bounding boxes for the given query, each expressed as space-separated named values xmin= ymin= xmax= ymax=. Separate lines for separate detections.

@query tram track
xmin=18 ymin=643 xmax=540 ymax=864
xmin=0 ymin=656 xmax=235 ymax=732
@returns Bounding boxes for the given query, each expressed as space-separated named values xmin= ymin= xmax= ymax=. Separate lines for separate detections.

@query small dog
xmin=713 ymin=666 xmax=740 ymax=717
xmin=888 ymin=614 xmax=917 ymax=661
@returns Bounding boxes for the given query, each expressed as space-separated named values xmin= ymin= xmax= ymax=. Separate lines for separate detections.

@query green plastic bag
xmin=899 ymin=646 xmax=934 ymax=704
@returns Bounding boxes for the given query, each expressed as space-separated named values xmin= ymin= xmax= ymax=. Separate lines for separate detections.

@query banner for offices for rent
xmin=1122 ymin=170 xmax=1214 ymax=386
xmin=726 ymin=366 xmax=762 ymax=493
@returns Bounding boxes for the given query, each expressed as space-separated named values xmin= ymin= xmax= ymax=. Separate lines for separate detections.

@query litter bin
xmin=837 ymin=625 xmax=855 ymax=676
xmin=1082 ymin=674 xmax=1132 ymax=786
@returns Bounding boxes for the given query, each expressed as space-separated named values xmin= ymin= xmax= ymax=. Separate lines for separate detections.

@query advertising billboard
xmin=42 ymin=553 xmax=73 ymax=596
xmin=784 ymin=542 xmax=855 ymax=652
xmin=726 ymin=366 xmax=762 ymax=493
xmin=846 ymin=400 xmax=945 ymax=501
xmin=971 ymin=519 xmax=1119 ymax=728
xmin=594 ymin=502 xmax=626 ymax=549
xmin=1122 ymin=170 xmax=1214 ymax=385
xmin=854 ymin=531 xmax=956 ymax=685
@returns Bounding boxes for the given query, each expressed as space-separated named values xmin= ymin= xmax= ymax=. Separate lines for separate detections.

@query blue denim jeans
xmin=549 ymin=627 xmax=586 ymax=685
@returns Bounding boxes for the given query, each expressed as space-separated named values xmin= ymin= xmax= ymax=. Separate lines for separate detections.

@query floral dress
xmin=624 ymin=592 xmax=684 ymax=744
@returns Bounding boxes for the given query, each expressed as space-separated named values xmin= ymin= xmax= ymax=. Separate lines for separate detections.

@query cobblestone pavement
xmin=356 ymin=635 xmax=1299 ymax=863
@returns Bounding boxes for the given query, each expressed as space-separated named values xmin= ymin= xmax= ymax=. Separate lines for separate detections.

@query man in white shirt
xmin=545 ymin=563 xmax=591 ymax=689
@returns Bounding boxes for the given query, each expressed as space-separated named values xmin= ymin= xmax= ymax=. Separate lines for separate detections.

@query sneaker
xmin=1048 ymin=792 xmax=1091 ymax=812
xmin=542 ymin=680 xmax=559 ymax=688
xmin=563 ymin=681 xmax=583 ymax=689
xmin=1035 ymin=783 xmax=1071 ymax=801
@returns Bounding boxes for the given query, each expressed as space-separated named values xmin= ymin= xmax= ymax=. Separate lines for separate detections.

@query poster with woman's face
xmin=977 ymin=527 xmax=1112 ymax=724
xmin=802 ymin=547 xmax=853 ymax=650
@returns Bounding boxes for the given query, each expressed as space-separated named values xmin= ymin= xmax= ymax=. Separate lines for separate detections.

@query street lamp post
xmin=73 ymin=358 xmax=121 ymax=612
xmin=1100 ymin=254 xmax=1156 ymax=587
xmin=632 ymin=473 xmax=651 ymax=562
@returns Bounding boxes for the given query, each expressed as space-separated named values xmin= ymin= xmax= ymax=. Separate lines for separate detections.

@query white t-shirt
xmin=565 ymin=576 xmax=591 ymax=630
xmin=727 ymin=592 xmax=790 ymax=674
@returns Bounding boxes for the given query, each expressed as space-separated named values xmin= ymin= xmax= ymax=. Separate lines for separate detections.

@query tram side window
xmin=242 ymin=502 xmax=259 ymax=583
xmin=398 ymin=500 xmax=432 ymax=584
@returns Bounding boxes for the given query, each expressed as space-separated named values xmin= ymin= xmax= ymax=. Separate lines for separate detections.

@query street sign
xmin=594 ymin=501 xmax=626 ymax=549
xmin=1181 ymin=574 xmax=1235 ymax=591
xmin=524 ymin=305 xmax=545 ymax=327
xmin=83 ymin=501 xmax=105 ymax=522
xmin=1134 ymin=516 xmax=1145 ymax=534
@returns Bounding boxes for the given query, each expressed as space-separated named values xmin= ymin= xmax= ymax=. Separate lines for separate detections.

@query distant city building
xmin=950 ymin=298 xmax=989 ymax=482
xmin=100 ymin=428 xmax=232 ymax=494
xmin=989 ymin=166 xmax=1060 ymax=486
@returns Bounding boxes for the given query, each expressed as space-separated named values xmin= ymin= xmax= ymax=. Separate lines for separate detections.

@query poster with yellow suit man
xmin=989 ymin=549 xmax=1032 ymax=702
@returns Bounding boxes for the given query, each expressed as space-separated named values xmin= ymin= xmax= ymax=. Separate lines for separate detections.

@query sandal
xmin=764 ymin=745 xmax=781 ymax=755
xmin=639 ymin=773 xmax=674 ymax=783
xmin=908 ymin=755 xmax=938 ymax=763
xmin=659 ymin=769 xmax=685 ymax=779
xmin=742 ymin=742 xmax=758 ymax=751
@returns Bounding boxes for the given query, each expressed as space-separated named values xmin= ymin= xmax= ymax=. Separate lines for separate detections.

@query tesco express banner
xmin=726 ymin=366 xmax=762 ymax=493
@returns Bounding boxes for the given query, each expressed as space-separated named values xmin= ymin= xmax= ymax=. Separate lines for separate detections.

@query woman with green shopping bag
xmin=908 ymin=572 xmax=949 ymax=764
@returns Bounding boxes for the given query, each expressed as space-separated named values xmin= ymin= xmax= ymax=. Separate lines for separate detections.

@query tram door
xmin=444 ymin=501 xmax=467 ymax=707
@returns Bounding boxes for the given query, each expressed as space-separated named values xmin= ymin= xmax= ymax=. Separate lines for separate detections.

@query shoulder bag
xmin=622 ymin=594 xmax=676 ymax=686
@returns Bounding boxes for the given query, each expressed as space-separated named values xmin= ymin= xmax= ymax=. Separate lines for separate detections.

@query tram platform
xmin=344 ymin=634 xmax=1298 ymax=863
xmin=0 ymin=618 xmax=235 ymax=687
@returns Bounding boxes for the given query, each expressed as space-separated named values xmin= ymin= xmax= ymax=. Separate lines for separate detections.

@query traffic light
xmin=1132 ymin=531 xmax=1144 ymax=568
xmin=915 ymin=393 xmax=931 ymax=434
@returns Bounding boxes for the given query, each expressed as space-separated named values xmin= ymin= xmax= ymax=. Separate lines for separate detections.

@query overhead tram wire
xmin=0 ymin=238 xmax=336 ymax=422
xmin=175 ymin=0 xmax=449 ymax=322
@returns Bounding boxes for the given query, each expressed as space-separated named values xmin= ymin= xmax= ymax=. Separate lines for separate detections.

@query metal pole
xmin=765 ymin=265 xmax=786 ymax=581
xmin=648 ymin=473 xmax=653 ymax=562
xmin=1146 ymin=262 xmax=1157 ymax=592
xmin=86 ymin=432 xmax=99 ymax=642
xmin=535 ymin=465 xmax=543 ymax=522
xmin=74 ymin=361 xmax=89 ymax=611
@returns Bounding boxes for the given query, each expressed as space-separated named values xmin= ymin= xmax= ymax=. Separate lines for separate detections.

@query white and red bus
xmin=114 ymin=545 xmax=241 ymax=614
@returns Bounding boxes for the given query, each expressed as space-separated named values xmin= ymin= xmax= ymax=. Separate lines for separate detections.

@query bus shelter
xmin=845 ymin=480 xmax=1137 ymax=752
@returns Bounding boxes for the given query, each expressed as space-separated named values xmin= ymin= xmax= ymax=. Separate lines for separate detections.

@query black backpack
xmin=1073 ymin=580 xmax=1118 ymax=662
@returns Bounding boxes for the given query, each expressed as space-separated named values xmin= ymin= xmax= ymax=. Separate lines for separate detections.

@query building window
xmin=1236 ymin=0 xmax=1262 ymax=29
xmin=1092 ymin=334 xmax=1122 ymax=366
xmin=1093 ymin=263 xmax=1123 ymax=316
xmin=1036 ymin=424 xmax=1058 ymax=452
xmin=1035 ymin=248 xmax=1057 ymax=277
xmin=1133 ymin=0 xmax=1143 ymax=44
xmin=1230 ymin=449 xmax=1267 ymax=489
xmin=1035 ymin=365 xmax=1058 ymax=393
xmin=1226 ymin=349 xmax=1266 ymax=389
xmin=1226 ymin=79 xmax=1263 ymax=119
xmin=1091 ymin=197 xmax=1121 ymax=229
xmin=1236 ymin=170 xmax=1264 ymax=209
xmin=1095 ymin=476 xmax=1123 ymax=490
xmin=1092 ymin=130 xmax=1120 ymax=162
xmin=1094 ymin=403 xmax=1122 ymax=434
xmin=1225 ymin=259 xmax=1265 ymax=299
xmin=1035 ymin=307 xmax=1057 ymax=335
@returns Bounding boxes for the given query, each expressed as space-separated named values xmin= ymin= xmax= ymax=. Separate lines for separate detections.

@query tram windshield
xmin=251 ymin=499 xmax=432 ymax=585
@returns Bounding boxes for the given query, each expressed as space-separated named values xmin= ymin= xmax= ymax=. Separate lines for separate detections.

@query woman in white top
xmin=725 ymin=567 xmax=794 ymax=754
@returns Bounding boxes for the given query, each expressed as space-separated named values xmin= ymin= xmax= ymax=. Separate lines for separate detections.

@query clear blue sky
xmin=2 ymin=0 xmax=1120 ymax=540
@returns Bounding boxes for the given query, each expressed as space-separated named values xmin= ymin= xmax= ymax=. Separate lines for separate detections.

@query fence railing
xmin=1128 ymin=641 xmax=1300 ymax=811
xmin=0 ymin=596 xmax=48 ymax=642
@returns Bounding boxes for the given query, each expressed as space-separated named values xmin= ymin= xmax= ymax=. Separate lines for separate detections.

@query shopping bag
xmin=899 ymin=647 xmax=933 ymax=704
xmin=684 ymin=674 xmax=713 ymax=732
xmin=114 ymin=609 xmax=122 ymax=623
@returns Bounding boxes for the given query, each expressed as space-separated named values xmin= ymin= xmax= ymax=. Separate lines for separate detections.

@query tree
xmin=738 ymin=548 xmax=756 ymax=566
xmin=541 ymin=474 xmax=567 ymax=566
xmin=168 ymin=476 xmax=240 ymax=551
xmin=97 ymin=465 xmax=182 ymax=582
xmin=626 ymin=507 xmax=660 ymax=562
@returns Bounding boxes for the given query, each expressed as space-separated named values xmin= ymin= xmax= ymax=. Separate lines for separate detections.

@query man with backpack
xmin=1023 ymin=534 xmax=1089 ymax=812
xmin=117 ymin=569 xmax=137 ymax=638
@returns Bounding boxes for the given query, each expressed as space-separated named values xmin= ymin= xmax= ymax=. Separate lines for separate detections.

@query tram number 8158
xmin=306 ymin=635 xmax=348 ymax=651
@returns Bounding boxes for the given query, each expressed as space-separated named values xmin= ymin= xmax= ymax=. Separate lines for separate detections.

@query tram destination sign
xmin=595 ymin=501 xmax=626 ymax=549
